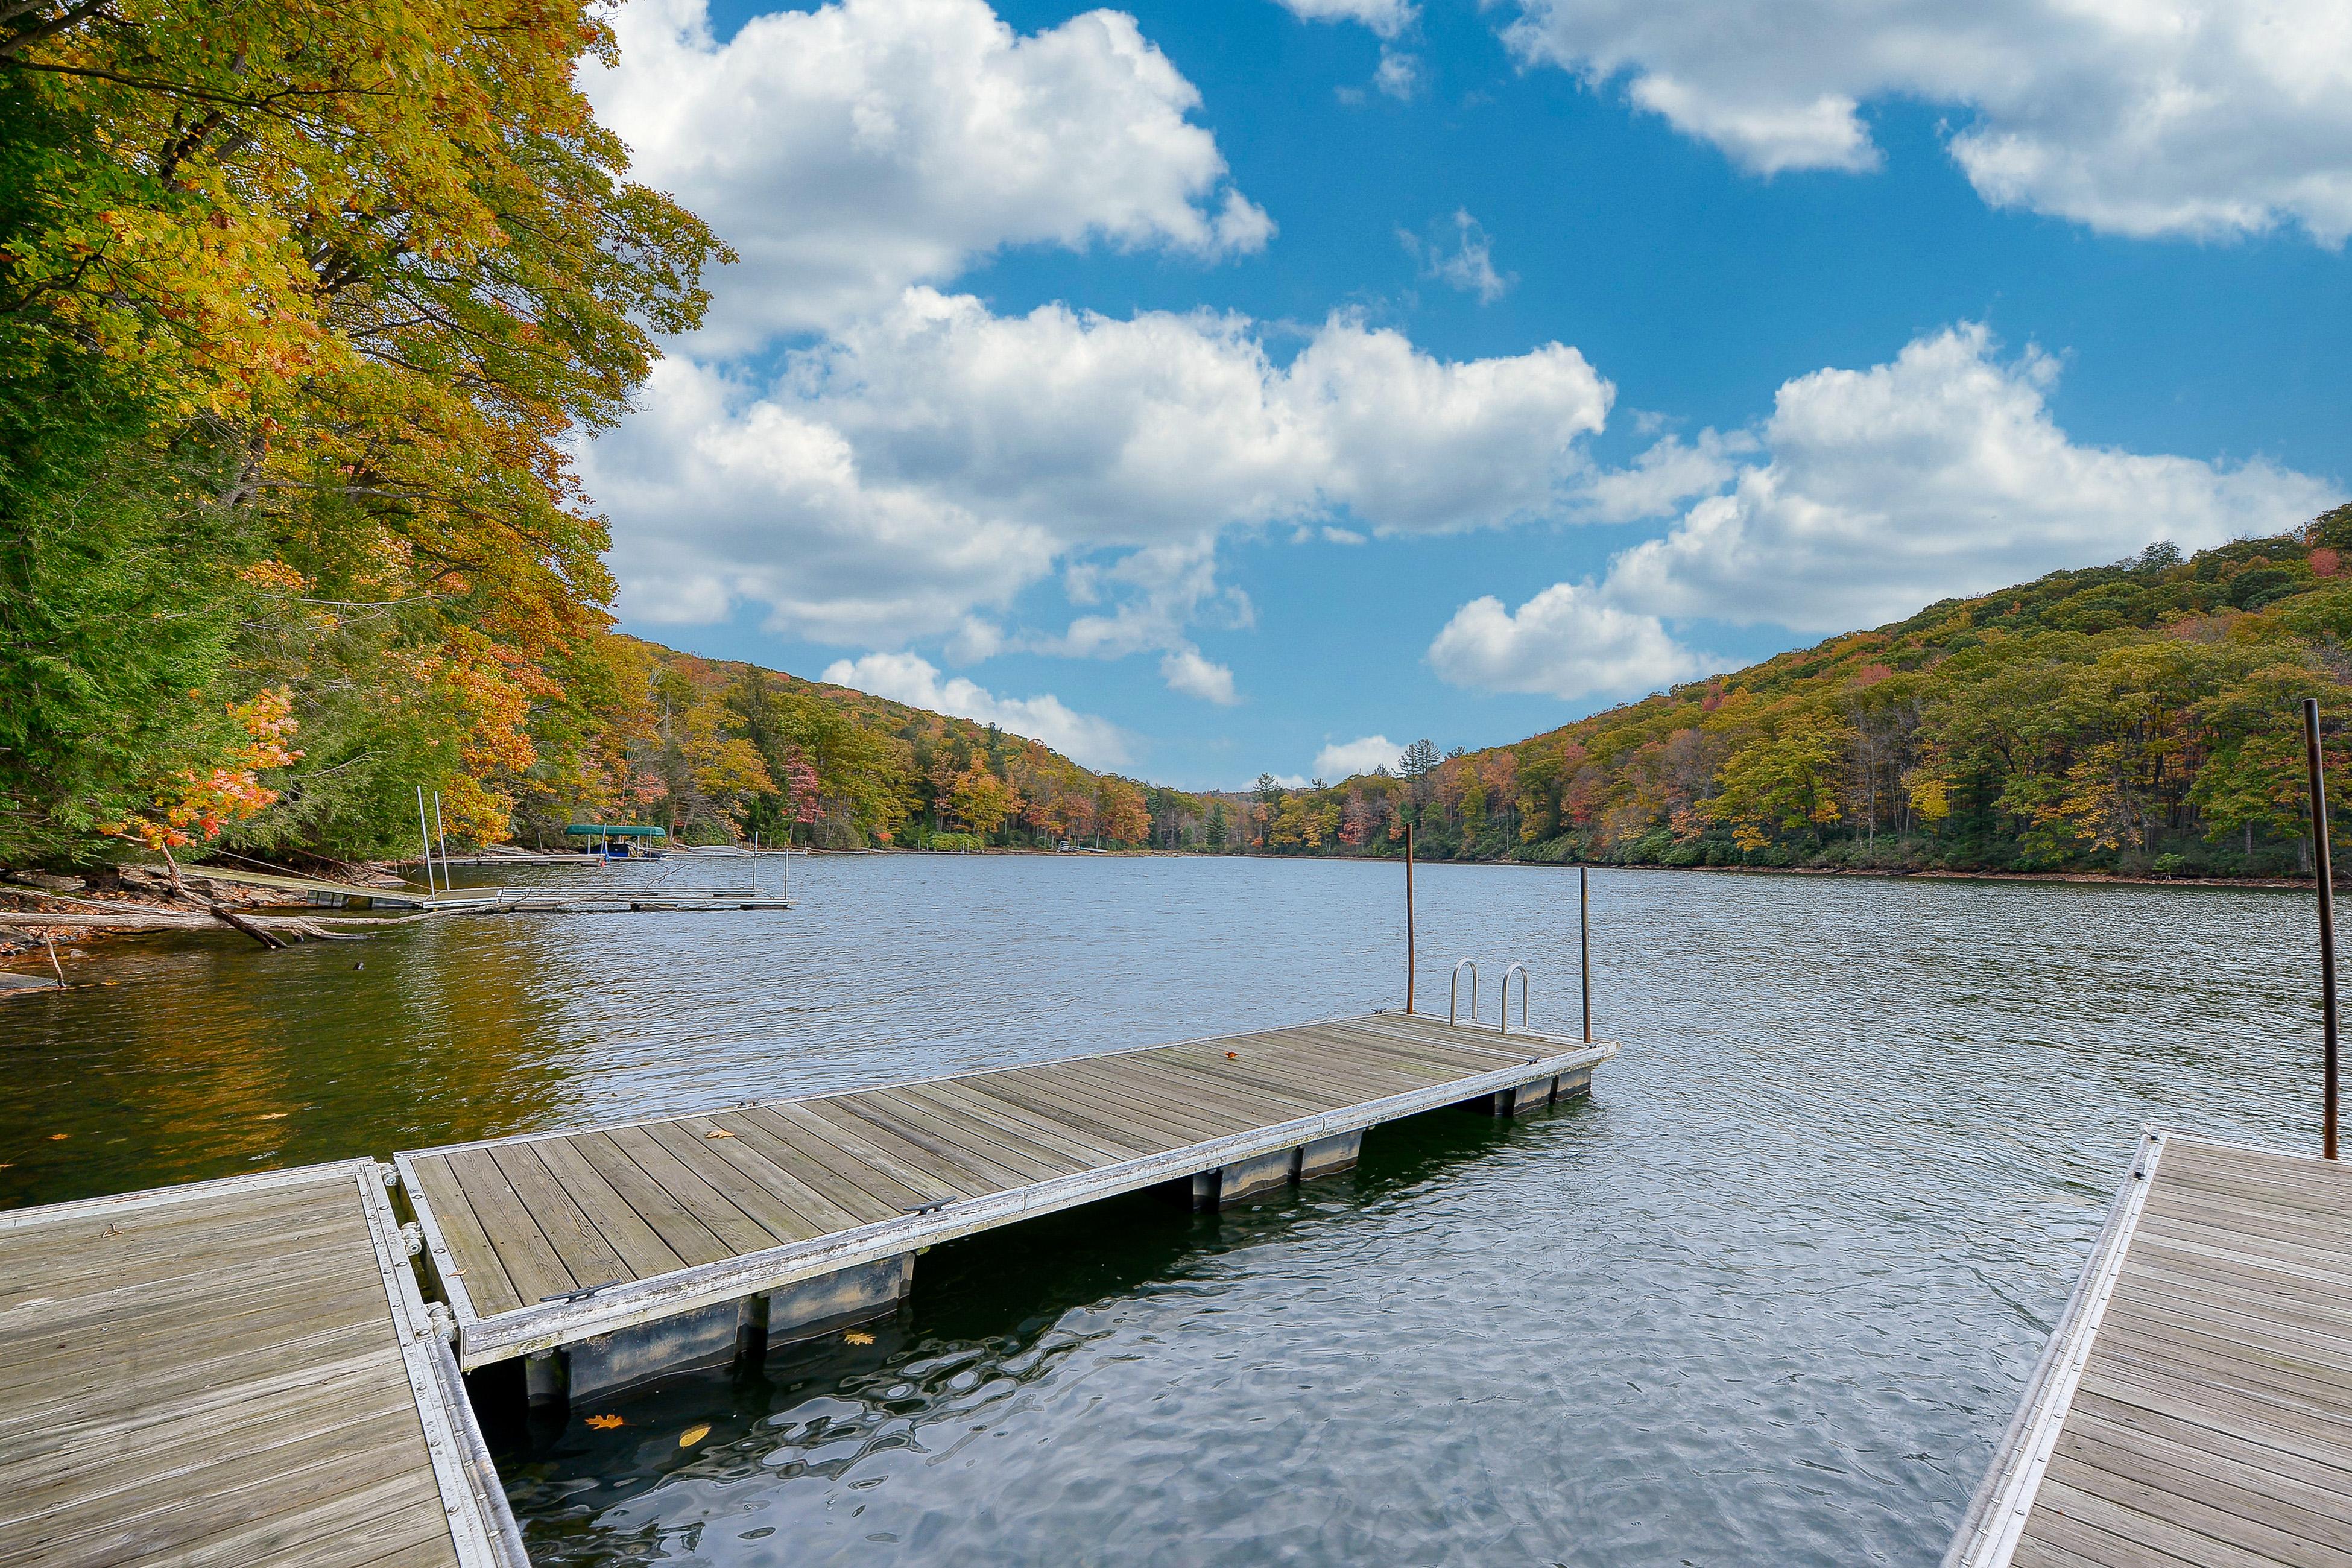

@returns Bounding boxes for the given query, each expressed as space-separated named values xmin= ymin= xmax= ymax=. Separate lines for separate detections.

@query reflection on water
xmin=0 ymin=858 xmax=2328 ymax=1564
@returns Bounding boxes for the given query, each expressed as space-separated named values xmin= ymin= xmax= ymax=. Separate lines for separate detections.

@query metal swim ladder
xmin=1449 ymin=959 xmax=1478 ymax=1025
xmin=1449 ymin=959 xmax=1532 ymax=1032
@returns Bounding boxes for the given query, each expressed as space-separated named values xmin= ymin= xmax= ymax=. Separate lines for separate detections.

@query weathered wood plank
xmin=978 ymin=1064 xmax=1239 ymax=1146
xmin=2067 ymin=1386 xmax=2352 ymax=1503
xmin=407 ymin=1155 xmax=523 ymax=1317
xmin=2061 ymin=1412 xmax=2352 ymax=1549
xmin=901 ymin=1079 xmax=1160 ymax=1166
xmin=567 ymin=1131 xmax=739 ymax=1268
xmin=1040 ymin=1057 xmax=1276 ymax=1135
xmin=732 ymin=1104 xmax=940 ymax=1212
xmin=601 ymin=1124 xmax=785 ymax=1256
xmin=488 ymin=1143 xmax=635 ymax=1291
xmin=670 ymin=1113 xmax=869 ymax=1234
xmin=859 ymin=1088 xmax=1092 ymax=1181
xmin=627 ymin=1122 xmax=817 ymax=1248
xmin=446 ymin=1148 xmax=579 ymax=1304
xmin=699 ymin=1109 xmax=909 ymax=1225
xmin=529 ymin=1136 xmax=689 ymax=1281
xmin=803 ymin=1097 xmax=1035 ymax=1191
xmin=763 ymin=1099 xmax=982 ymax=1202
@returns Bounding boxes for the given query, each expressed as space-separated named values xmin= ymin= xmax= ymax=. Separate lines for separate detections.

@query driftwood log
xmin=0 ymin=904 xmax=365 ymax=941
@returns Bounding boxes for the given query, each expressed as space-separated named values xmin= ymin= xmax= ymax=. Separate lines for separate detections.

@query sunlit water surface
xmin=0 ymin=856 xmax=2325 ymax=1564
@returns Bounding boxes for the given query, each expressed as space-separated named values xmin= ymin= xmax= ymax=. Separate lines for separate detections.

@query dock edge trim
xmin=355 ymin=1164 xmax=531 ymax=1568
xmin=1941 ymin=1126 xmax=2166 ymax=1568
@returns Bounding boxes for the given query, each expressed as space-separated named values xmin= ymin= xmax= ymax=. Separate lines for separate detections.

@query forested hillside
xmin=608 ymin=640 xmax=1165 ymax=852
xmin=1245 ymin=509 xmax=2352 ymax=877
xmin=0 ymin=2 xmax=1200 ymax=867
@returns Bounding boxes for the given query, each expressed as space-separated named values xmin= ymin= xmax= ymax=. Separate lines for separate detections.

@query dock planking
xmin=399 ymin=1011 xmax=1617 ymax=1373
xmin=1945 ymin=1131 xmax=2352 ymax=1568
xmin=0 ymin=1161 xmax=524 ymax=1568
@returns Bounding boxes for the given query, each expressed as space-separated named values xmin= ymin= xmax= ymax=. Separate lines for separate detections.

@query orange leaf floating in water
xmin=843 ymin=1330 xmax=874 ymax=1345
xmin=679 ymin=1424 xmax=710 ymax=1447
xmin=48 ymin=1134 xmax=67 ymax=1141
xmin=704 ymin=1128 xmax=736 ymax=1139
xmin=256 ymin=1112 xmax=288 ymax=1121
xmin=585 ymin=1414 xmax=624 ymax=1430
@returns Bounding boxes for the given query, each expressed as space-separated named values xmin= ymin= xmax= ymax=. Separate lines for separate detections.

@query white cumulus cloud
xmin=1160 ymin=648 xmax=1241 ymax=705
xmin=1276 ymin=0 xmax=1415 ymax=40
xmin=588 ymin=0 xmax=1272 ymax=348
xmin=1431 ymin=324 xmax=2341 ymax=704
xmin=1606 ymin=324 xmax=2341 ymax=631
xmin=1315 ymin=735 xmax=1402 ymax=778
xmin=1429 ymin=584 xmax=1708 ymax=701
xmin=593 ymin=289 xmax=1612 ymax=649
xmin=1502 ymin=0 xmax=2352 ymax=241
xmin=1574 ymin=428 xmax=1757 ymax=523
xmin=1400 ymin=210 xmax=1513 ymax=303
xmin=818 ymin=652 xmax=1131 ymax=768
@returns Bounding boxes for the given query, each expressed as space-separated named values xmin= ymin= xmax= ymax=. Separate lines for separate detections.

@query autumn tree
xmin=947 ymin=764 xmax=1021 ymax=838
xmin=1 ymin=0 xmax=728 ymax=860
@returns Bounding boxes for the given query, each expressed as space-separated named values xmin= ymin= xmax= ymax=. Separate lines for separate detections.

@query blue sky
xmin=581 ymin=0 xmax=2350 ymax=788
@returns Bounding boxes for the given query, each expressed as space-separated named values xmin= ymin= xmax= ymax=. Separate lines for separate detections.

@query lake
xmin=0 ymin=855 xmax=2328 ymax=1564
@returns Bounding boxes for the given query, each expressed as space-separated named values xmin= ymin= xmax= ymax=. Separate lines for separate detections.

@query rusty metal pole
xmin=1579 ymin=865 xmax=1592 ymax=1043
xmin=1405 ymin=823 xmax=1417 ymax=1016
xmin=2304 ymin=698 xmax=2339 ymax=1160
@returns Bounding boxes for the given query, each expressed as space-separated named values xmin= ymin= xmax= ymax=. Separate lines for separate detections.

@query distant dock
xmin=1946 ymin=1131 xmax=2352 ymax=1568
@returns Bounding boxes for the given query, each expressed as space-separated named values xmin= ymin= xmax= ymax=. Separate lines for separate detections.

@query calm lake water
xmin=0 ymin=856 xmax=2330 ymax=1564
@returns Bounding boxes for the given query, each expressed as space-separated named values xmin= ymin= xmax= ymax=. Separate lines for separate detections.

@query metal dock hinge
xmin=378 ymin=1162 xmax=402 ymax=1190
xmin=400 ymin=1222 xmax=425 ymax=1257
xmin=901 ymin=1200 xmax=951 ymax=1216
xmin=425 ymin=1301 xmax=458 ymax=1344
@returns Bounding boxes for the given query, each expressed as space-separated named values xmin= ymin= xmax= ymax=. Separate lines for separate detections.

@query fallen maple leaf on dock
xmin=704 ymin=1128 xmax=736 ymax=1139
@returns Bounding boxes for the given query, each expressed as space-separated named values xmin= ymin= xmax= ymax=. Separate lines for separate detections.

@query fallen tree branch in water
xmin=0 ymin=905 xmax=362 ymax=941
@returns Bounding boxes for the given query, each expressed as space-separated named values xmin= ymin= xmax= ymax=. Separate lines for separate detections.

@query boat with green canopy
xmin=563 ymin=823 xmax=668 ymax=860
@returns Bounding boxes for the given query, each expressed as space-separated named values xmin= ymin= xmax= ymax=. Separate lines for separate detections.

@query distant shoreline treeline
xmin=1212 ymin=511 xmax=2352 ymax=880
xmin=618 ymin=510 xmax=2352 ymax=886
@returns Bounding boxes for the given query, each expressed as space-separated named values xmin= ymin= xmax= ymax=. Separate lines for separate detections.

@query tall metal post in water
xmin=414 ymin=786 xmax=437 ymax=896
xmin=432 ymin=792 xmax=452 ymax=895
xmin=1404 ymin=823 xmax=1417 ymax=1016
xmin=1579 ymin=865 xmax=1592 ymax=1043
xmin=2304 ymin=697 xmax=2339 ymax=1160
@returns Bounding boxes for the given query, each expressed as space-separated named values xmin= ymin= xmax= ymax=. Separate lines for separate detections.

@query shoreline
xmin=886 ymin=844 xmax=2329 ymax=890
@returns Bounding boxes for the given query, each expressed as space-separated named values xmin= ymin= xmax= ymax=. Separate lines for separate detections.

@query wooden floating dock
xmin=419 ymin=889 xmax=787 ymax=915
xmin=0 ymin=1161 xmax=523 ymax=1568
xmin=1946 ymin=1130 xmax=2352 ymax=1568
xmin=0 ymin=1008 xmax=1611 ymax=1560
xmin=397 ymin=1012 xmax=1616 ymax=1397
